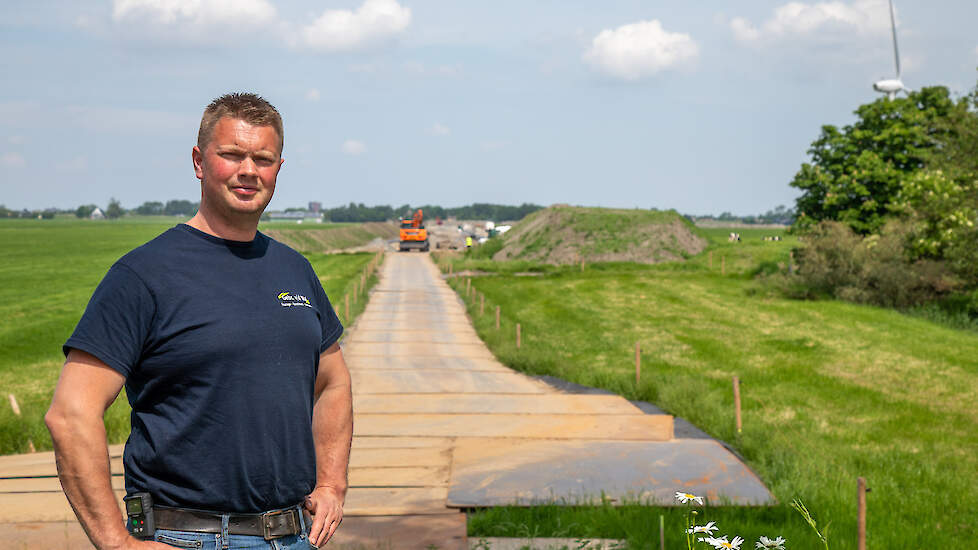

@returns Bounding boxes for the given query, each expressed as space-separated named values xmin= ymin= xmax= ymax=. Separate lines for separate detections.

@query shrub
xmin=784 ymin=221 xmax=961 ymax=308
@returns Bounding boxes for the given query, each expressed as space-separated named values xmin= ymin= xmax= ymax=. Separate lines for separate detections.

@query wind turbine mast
xmin=872 ymin=0 xmax=907 ymax=100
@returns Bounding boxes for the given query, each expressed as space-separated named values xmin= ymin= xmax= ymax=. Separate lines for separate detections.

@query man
xmin=45 ymin=93 xmax=352 ymax=550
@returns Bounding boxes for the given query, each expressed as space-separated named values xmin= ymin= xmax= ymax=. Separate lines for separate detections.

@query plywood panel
xmin=353 ymin=394 xmax=644 ymax=415
xmin=349 ymin=447 xmax=451 ymax=468
xmin=353 ymin=414 xmax=673 ymax=441
xmin=349 ymin=466 xmax=449 ymax=487
xmin=447 ymin=438 xmax=775 ymax=508
xmin=344 ymin=487 xmax=452 ymax=516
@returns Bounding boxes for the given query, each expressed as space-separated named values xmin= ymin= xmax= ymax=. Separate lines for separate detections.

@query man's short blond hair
xmin=197 ymin=92 xmax=284 ymax=155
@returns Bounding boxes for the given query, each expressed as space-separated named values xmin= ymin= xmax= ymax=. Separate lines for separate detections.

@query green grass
xmin=0 ymin=219 xmax=379 ymax=455
xmin=442 ymin=227 xmax=977 ymax=548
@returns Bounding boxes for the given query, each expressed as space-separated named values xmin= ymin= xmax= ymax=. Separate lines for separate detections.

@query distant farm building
xmin=90 ymin=208 xmax=105 ymax=220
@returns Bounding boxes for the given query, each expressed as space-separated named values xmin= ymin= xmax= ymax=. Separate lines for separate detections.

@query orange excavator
xmin=398 ymin=209 xmax=429 ymax=252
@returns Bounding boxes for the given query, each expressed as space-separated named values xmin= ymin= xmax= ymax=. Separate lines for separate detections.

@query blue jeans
xmin=153 ymin=512 xmax=313 ymax=550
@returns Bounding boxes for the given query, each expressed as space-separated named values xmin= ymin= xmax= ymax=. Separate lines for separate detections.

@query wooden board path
xmin=0 ymin=252 xmax=772 ymax=549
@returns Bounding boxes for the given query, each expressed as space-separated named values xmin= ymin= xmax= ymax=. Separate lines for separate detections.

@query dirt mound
xmin=493 ymin=206 xmax=707 ymax=264
xmin=265 ymin=222 xmax=398 ymax=253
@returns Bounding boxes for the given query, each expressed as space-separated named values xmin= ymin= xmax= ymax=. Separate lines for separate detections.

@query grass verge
xmin=440 ymin=227 xmax=976 ymax=549
xmin=0 ymin=219 xmax=381 ymax=455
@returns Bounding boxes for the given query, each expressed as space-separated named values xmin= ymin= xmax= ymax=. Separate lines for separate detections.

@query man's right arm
xmin=45 ymin=349 xmax=169 ymax=550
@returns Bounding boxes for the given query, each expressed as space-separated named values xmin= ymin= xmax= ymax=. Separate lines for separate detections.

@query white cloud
xmin=583 ymin=20 xmax=699 ymax=81
xmin=427 ymin=123 xmax=450 ymax=136
xmin=305 ymin=89 xmax=321 ymax=102
xmin=730 ymin=0 xmax=891 ymax=43
xmin=0 ymin=152 xmax=25 ymax=168
xmin=112 ymin=0 xmax=276 ymax=27
xmin=295 ymin=0 xmax=410 ymax=52
xmin=341 ymin=139 xmax=367 ymax=155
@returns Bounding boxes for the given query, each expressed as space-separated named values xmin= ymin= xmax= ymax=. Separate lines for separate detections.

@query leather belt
xmin=154 ymin=505 xmax=305 ymax=540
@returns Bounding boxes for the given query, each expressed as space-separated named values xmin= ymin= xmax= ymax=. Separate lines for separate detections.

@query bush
xmin=783 ymin=221 xmax=961 ymax=308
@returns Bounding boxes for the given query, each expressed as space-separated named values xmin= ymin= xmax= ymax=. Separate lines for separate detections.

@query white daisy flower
xmin=701 ymin=535 xmax=744 ymax=549
xmin=685 ymin=521 xmax=719 ymax=535
xmin=755 ymin=536 xmax=786 ymax=549
xmin=675 ymin=491 xmax=704 ymax=505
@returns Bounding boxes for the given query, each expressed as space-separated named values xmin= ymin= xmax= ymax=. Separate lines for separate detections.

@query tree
xmin=164 ymin=200 xmax=197 ymax=216
xmin=106 ymin=198 xmax=125 ymax=219
xmin=134 ymin=201 xmax=164 ymax=216
xmin=75 ymin=204 xmax=98 ymax=218
xmin=791 ymin=86 xmax=956 ymax=234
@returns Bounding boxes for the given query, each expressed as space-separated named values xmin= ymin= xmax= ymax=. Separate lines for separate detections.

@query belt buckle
xmin=261 ymin=508 xmax=296 ymax=541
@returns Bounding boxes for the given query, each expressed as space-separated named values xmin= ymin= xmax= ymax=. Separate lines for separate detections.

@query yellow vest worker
xmin=465 ymin=236 xmax=473 ymax=248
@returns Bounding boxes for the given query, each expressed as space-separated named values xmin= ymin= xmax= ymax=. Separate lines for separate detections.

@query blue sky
xmin=1 ymin=1 xmax=977 ymax=215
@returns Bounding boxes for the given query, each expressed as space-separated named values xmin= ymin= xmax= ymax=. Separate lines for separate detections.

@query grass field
xmin=441 ymin=227 xmax=977 ymax=549
xmin=0 ymin=219 xmax=379 ymax=455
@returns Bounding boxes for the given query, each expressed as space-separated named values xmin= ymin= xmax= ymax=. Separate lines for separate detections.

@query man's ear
xmin=192 ymin=146 xmax=204 ymax=180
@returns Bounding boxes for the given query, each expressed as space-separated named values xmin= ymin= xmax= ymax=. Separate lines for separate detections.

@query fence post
xmin=659 ymin=515 xmax=665 ymax=550
xmin=733 ymin=376 xmax=742 ymax=434
xmin=580 ymin=260 xmax=585 ymax=272
xmin=858 ymin=477 xmax=868 ymax=550
xmin=721 ymin=255 xmax=726 ymax=275
xmin=344 ymin=294 xmax=350 ymax=321
xmin=495 ymin=306 xmax=500 ymax=330
xmin=516 ymin=323 xmax=521 ymax=349
xmin=635 ymin=342 xmax=641 ymax=385
xmin=466 ymin=278 xmax=471 ymax=297
xmin=8 ymin=394 xmax=34 ymax=453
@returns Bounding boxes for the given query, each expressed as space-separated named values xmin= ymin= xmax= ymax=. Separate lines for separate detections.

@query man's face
xmin=192 ymin=117 xmax=283 ymax=220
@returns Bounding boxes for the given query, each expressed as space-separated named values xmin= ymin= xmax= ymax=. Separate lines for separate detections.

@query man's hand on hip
xmin=304 ymin=485 xmax=344 ymax=547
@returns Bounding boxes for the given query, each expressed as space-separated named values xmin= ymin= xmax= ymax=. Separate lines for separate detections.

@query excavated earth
xmin=493 ymin=206 xmax=707 ymax=265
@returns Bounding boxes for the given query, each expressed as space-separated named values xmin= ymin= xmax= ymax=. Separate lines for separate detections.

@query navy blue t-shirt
xmin=64 ymin=224 xmax=343 ymax=513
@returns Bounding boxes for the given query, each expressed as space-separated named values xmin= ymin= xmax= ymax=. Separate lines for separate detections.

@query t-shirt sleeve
xmin=313 ymin=274 xmax=344 ymax=353
xmin=63 ymin=262 xmax=156 ymax=379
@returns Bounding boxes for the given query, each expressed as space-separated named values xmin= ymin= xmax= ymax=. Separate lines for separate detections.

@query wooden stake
xmin=659 ymin=515 xmax=665 ymax=550
xmin=480 ymin=293 xmax=485 ymax=316
xmin=8 ymin=394 xmax=20 ymax=416
xmin=709 ymin=250 xmax=713 ymax=269
xmin=466 ymin=278 xmax=471 ymax=296
xmin=28 ymin=440 xmax=36 ymax=453
xmin=344 ymin=294 xmax=350 ymax=320
xmin=580 ymin=259 xmax=585 ymax=272
xmin=353 ymin=281 xmax=358 ymax=303
xmin=858 ymin=477 xmax=868 ymax=550
xmin=516 ymin=323 xmax=521 ymax=349
xmin=721 ymin=255 xmax=726 ymax=275
xmin=635 ymin=342 xmax=641 ymax=385
xmin=495 ymin=306 xmax=500 ymax=330
xmin=733 ymin=376 xmax=742 ymax=434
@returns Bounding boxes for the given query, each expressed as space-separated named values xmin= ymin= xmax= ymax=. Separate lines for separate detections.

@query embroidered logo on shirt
xmin=277 ymin=291 xmax=312 ymax=308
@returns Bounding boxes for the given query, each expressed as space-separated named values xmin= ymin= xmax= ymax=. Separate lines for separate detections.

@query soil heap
xmin=493 ymin=206 xmax=706 ymax=264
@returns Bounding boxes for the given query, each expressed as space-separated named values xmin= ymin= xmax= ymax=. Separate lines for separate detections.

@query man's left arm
xmin=305 ymin=342 xmax=353 ymax=547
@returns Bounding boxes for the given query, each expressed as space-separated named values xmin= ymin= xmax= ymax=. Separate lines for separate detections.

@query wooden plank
xmin=0 ymin=491 xmax=125 ymax=523
xmin=343 ymin=342 xmax=496 ymax=360
xmin=351 ymin=370 xmax=549 ymax=395
xmin=0 ymin=475 xmax=124 ymax=493
xmin=344 ymin=487 xmax=453 ymax=516
xmin=352 ymin=436 xmax=454 ymax=450
xmin=0 ymin=521 xmax=94 ymax=550
xmin=353 ymin=414 xmax=673 ymax=441
xmin=353 ymin=393 xmax=645 ymax=415
xmin=345 ymin=331 xmax=484 ymax=345
xmin=345 ymin=356 xmax=510 ymax=372
xmin=446 ymin=439 xmax=775 ymax=508
xmin=349 ymin=447 xmax=451 ymax=469
xmin=331 ymin=514 xmax=467 ymax=550
xmin=349 ymin=466 xmax=449 ymax=487
xmin=0 ymin=458 xmax=124 ymax=478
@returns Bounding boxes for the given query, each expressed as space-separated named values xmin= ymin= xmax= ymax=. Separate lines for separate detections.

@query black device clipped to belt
xmin=123 ymin=492 xmax=156 ymax=539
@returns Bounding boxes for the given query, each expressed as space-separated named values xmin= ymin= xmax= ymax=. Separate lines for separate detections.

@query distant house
xmin=90 ymin=208 xmax=105 ymax=220
xmin=265 ymin=210 xmax=323 ymax=224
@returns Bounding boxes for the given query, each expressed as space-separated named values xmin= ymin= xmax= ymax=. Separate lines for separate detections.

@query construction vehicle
xmin=399 ymin=209 xmax=429 ymax=252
